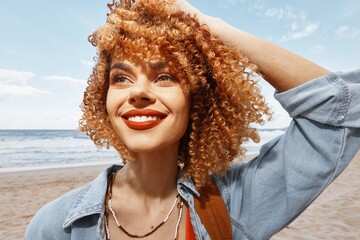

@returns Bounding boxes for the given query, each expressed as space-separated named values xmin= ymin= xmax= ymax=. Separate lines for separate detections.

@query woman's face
xmin=106 ymin=56 xmax=190 ymax=155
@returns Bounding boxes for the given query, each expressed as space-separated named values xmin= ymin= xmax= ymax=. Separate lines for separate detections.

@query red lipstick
xmin=121 ymin=109 xmax=167 ymax=130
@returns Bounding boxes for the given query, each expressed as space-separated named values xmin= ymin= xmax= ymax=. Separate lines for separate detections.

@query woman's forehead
xmin=110 ymin=59 xmax=171 ymax=73
xmin=110 ymin=47 xmax=179 ymax=71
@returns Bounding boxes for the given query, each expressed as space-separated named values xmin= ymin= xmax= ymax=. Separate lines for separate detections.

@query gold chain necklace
xmin=105 ymin=171 xmax=184 ymax=239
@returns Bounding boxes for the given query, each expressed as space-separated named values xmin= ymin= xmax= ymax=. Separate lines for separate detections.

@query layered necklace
xmin=105 ymin=171 xmax=184 ymax=240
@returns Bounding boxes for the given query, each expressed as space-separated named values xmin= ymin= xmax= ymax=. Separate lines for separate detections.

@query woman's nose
xmin=128 ymin=78 xmax=156 ymax=106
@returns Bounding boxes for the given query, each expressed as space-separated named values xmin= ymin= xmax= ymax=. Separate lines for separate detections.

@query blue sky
xmin=1 ymin=0 xmax=359 ymax=129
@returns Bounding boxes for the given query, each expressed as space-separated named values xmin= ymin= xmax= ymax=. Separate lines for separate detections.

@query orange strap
xmin=193 ymin=179 xmax=232 ymax=240
xmin=186 ymin=207 xmax=196 ymax=240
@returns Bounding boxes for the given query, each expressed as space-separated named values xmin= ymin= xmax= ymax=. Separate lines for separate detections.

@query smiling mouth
xmin=127 ymin=116 xmax=162 ymax=122
xmin=122 ymin=110 xmax=167 ymax=130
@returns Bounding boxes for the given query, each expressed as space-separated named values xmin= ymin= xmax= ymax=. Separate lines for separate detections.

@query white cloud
xmin=0 ymin=69 xmax=49 ymax=97
xmin=335 ymin=25 xmax=360 ymax=39
xmin=338 ymin=4 xmax=356 ymax=20
xmin=44 ymin=75 xmax=86 ymax=86
xmin=218 ymin=0 xmax=237 ymax=9
xmin=265 ymin=8 xmax=284 ymax=19
xmin=250 ymin=0 xmax=266 ymax=11
xmin=311 ymin=44 xmax=326 ymax=54
xmin=0 ymin=84 xmax=49 ymax=97
xmin=298 ymin=10 xmax=307 ymax=21
xmin=261 ymin=5 xmax=320 ymax=43
xmin=263 ymin=6 xmax=297 ymax=20
xmin=280 ymin=22 xmax=319 ymax=42
xmin=336 ymin=25 xmax=349 ymax=34
xmin=0 ymin=69 xmax=34 ymax=85
xmin=291 ymin=21 xmax=299 ymax=31
xmin=80 ymin=59 xmax=94 ymax=66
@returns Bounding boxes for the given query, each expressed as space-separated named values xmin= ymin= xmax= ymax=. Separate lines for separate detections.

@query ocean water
xmin=0 ymin=129 xmax=285 ymax=171
xmin=0 ymin=130 xmax=120 ymax=171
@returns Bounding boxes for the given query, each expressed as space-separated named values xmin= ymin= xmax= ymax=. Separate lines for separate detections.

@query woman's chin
xmin=124 ymin=141 xmax=180 ymax=157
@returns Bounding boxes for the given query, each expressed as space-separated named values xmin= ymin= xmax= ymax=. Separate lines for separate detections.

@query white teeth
xmin=128 ymin=116 xmax=160 ymax=122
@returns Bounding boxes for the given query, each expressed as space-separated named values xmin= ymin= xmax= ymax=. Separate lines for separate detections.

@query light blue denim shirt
xmin=24 ymin=69 xmax=360 ymax=240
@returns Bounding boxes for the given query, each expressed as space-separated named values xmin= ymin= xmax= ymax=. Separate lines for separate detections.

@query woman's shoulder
xmin=24 ymin=185 xmax=88 ymax=239
xmin=24 ymin=165 xmax=119 ymax=240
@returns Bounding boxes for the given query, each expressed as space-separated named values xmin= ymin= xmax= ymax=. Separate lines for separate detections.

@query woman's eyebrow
xmin=149 ymin=61 xmax=168 ymax=70
xmin=110 ymin=63 xmax=133 ymax=72
xmin=110 ymin=61 xmax=168 ymax=73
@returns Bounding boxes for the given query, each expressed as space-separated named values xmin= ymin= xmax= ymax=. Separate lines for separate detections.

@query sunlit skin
xmin=105 ymin=57 xmax=190 ymax=239
xmin=106 ymin=57 xmax=190 ymax=159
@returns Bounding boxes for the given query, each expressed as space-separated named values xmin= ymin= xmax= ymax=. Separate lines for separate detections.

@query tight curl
xmin=79 ymin=0 xmax=270 ymax=188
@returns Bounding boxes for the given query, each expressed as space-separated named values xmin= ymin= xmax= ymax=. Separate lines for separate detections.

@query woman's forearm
xmin=175 ymin=0 xmax=329 ymax=91
xmin=203 ymin=16 xmax=329 ymax=92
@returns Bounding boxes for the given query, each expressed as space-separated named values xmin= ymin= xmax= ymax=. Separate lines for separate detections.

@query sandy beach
xmin=1 ymin=151 xmax=359 ymax=240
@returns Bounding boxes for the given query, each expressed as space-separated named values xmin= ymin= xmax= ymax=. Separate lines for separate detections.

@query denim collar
xmin=62 ymin=164 xmax=198 ymax=228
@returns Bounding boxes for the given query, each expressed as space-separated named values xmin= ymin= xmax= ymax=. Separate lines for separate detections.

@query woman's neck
xmin=115 ymin=148 xmax=180 ymax=201
xmin=106 ymin=148 xmax=185 ymax=240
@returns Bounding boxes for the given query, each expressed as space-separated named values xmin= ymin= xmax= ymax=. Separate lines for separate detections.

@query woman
xmin=25 ymin=0 xmax=360 ymax=239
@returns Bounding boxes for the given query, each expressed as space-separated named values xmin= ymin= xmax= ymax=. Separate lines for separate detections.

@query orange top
xmin=186 ymin=207 xmax=196 ymax=240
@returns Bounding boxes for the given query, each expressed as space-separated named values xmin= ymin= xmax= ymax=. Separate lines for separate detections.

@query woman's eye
xmin=155 ymin=74 xmax=177 ymax=86
xmin=111 ymin=75 xmax=132 ymax=85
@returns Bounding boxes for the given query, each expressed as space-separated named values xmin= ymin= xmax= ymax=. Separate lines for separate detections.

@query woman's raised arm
xmin=175 ymin=0 xmax=330 ymax=92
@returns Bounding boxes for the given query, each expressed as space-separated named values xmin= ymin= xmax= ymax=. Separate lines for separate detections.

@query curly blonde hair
xmin=79 ymin=0 xmax=270 ymax=188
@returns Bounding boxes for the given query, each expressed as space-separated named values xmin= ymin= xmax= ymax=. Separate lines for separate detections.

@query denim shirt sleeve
xmin=217 ymin=69 xmax=360 ymax=240
xmin=275 ymin=69 xmax=360 ymax=127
